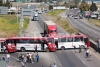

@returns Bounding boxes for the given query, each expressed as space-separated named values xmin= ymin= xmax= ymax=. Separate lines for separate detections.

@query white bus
xmin=54 ymin=34 xmax=88 ymax=50
xmin=11 ymin=37 xmax=48 ymax=52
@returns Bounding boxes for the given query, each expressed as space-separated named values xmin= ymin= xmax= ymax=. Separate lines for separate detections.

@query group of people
xmin=18 ymin=52 xmax=39 ymax=63
xmin=0 ymin=53 xmax=10 ymax=62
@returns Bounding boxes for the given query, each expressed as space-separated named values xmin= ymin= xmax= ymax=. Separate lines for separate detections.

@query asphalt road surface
xmin=32 ymin=13 xmax=87 ymax=67
xmin=66 ymin=9 xmax=100 ymax=40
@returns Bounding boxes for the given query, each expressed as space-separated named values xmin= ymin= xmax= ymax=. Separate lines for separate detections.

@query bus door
xmin=0 ymin=41 xmax=6 ymax=52
xmin=54 ymin=38 xmax=58 ymax=49
xmin=0 ymin=42 xmax=2 ymax=52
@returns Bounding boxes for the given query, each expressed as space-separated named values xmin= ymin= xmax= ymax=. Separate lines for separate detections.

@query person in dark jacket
xmin=36 ymin=53 xmax=39 ymax=62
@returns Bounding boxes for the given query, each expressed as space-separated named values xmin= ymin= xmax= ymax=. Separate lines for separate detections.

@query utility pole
xmin=19 ymin=9 xmax=24 ymax=37
xmin=17 ymin=1 xmax=18 ymax=24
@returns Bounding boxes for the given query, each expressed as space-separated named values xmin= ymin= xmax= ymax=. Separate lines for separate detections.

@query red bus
xmin=0 ymin=38 xmax=16 ymax=53
xmin=9 ymin=37 xmax=57 ymax=52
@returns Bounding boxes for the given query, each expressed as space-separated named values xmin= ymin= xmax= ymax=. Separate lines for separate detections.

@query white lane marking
xmin=90 ymin=50 xmax=100 ymax=60
xmin=72 ymin=51 xmax=87 ymax=66
xmin=54 ymin=54 xmax=63 ymax=67
xmin=11 ymin=56 xmax=25 ymax=66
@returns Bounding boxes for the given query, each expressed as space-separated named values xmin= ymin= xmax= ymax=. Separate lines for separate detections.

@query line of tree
xmin=79 ymin=0 xmax=98 ymax=12
xmin=0 ymin=0 xmax=12 ymax=8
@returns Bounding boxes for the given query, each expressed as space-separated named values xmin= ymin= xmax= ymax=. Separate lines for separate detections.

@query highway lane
xmin=37 ymin=13 xmax=87 ymax=67
xmin=10 ymin=52 xmax=62 ymax=67
xmin=67 ymin=9 xmax=100 ymax=40
xmin=38 ymin=14 xmax=69 ymax=36
xmin=55 ymin=50 xmax=87 ymax=67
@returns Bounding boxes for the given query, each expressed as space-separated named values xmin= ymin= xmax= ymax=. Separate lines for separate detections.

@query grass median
xmin=0 ymin=15 xmax=29 ymax=37
xmin=46 ymin=10 xmax=78 ymax=34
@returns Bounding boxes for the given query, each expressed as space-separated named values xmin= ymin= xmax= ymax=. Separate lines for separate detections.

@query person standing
xmin=86 ymin=48 xmax=89 ymax=58
xmin=34 ymin=45 xmax=37 ymax=53
xmin=79 ymin=45 xmax=81 ymax=53
xmin=87 ymin=39 xmax=90 ymax=49
xmin=2 ymin=55 xmax=5 ymax=61
xmin=6 ymin=53 xmax=10 ymax=62
xmin=31 ymin=53 xmax=34 ymax=63
xmin=36 ymin=53 xmax=39 ymax=62
xmin=52 ymin=63 xmax=57 ymax=67
xmin=96 ymin=38 xmax=100 ymax=52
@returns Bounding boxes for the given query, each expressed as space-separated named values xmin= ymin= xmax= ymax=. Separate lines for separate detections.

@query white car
xmin=74 ymin=16 xmax=78 ymax=19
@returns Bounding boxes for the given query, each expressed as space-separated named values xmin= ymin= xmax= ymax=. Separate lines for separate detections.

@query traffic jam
xmin=0 ymin=21 xmax=90 ymax=53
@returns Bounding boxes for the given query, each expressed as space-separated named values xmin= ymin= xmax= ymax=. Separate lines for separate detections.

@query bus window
xmin=68 ymin=37 xmax=73 ymax=42
xmin=30 ymin=39 xmax=41 ymax=43
xmin=16 ymin=39 xmax=30 ymax=43
xmin=58 ymin=38 xmax=66 ymax=42
xmin=73 ymin=37 xmax=81 ymax=42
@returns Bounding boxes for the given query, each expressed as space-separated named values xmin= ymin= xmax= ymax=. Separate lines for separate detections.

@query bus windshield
xmin=6 ymin=39 xmax=13 ymax=44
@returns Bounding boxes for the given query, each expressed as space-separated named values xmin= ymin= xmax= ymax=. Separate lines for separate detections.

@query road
xmin=9 ymin=9 xmax=100 ymax=67
xmin=34 ymin=13 xmax=87 ymax=67
xmin=66 ymin=9 xmax=100 ymax=40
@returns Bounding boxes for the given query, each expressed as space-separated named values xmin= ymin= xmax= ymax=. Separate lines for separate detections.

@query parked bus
xmin=52 ymin=34 xmax=88 ymax=50
xmin=9 ymin=37 xmax=57 ymax=52
xmin=0 ymin=38 xmax=16 ymax=53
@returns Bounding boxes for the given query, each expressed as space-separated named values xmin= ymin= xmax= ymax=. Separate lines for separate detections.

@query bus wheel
xmin=45 ymin=48 xmax=49 ymax=52
xmin=61 ymin=46 xmax=65 ymax=50
xmin=4 ymin=50 xmax=8 ymax=54
xmin=21 ymin=47 xmax=25 ymax=52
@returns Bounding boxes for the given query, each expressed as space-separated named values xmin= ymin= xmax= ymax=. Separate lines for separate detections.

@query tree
xmin=90 ymin=2 xmax=97 ymax=12
xmin=0 ymin=0 xmax=2 ymax=6
xmin=79 ymin=0 xmax=89 ymax=12
xmin=74 ymin=0 xmax=80 ymax=5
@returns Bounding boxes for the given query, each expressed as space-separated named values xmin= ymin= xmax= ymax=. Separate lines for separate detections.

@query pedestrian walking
xmin=34 ymin=45 xmax=37 ymax=53
xmin=31 ymin=53 xmax=35 ymax=63
xmin=52 ymin=63 xmax=57 ymax=67
xmin=79 ymin=45 xmax=81 ymax=53
xmin=6 ymin=53 xmax=10 ymax=62
xmin=18 ymin=53 xmax=21 ymax=61
xmin=21 ymin=54 xmax=24 ymax=62
xmin=29 ymin=53 xmax=32 ymax=63
xmin=73 ymin=45 xmax=76 ymax=53
xmin=24 ymin=56 xmax=27 ymax=65
xmin=2 ymin=55 xmax=5 ymax=61
xmin=36 ymin=53 xmax=39 ymax=62
xmin=26 ymin=53 xmax=29 ymax=62
xmin=86 ymin=48 xmax=89 ymax=58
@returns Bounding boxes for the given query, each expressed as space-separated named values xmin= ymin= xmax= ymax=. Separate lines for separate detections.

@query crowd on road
xmin=18 ymin=52 xmax=39 ymax=63
xmin=0 ymin=53 xmax=10 ymax=62
xmin=18 ymin=52 xmax=58 ymax=67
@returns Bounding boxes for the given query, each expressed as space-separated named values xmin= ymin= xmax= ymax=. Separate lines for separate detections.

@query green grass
xmin=47 ymin=10 xmax=66 ymax=16
xmin=0 ymin=15 xmax=29 ymax=37
xmin=46 ymin=10 xmax=79 ymax=34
